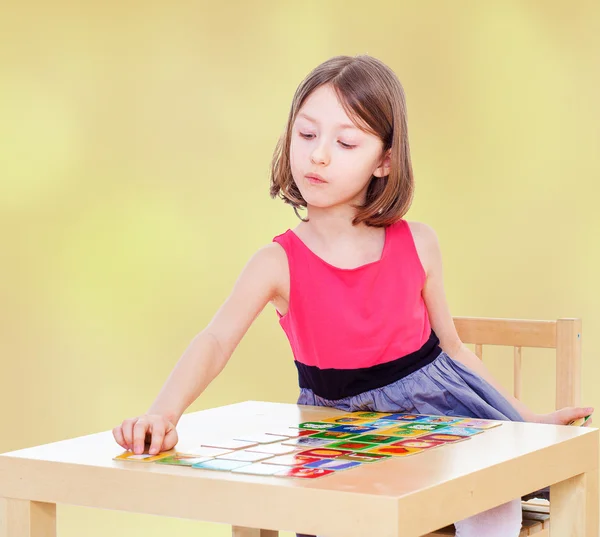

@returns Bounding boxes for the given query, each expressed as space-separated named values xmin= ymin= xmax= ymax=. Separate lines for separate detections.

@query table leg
xmin=550 ymin=469 xmax=599 ymax=536
xmin=232 ymin=527 xmax=278 ymax=537
xmin=0 ymin=498 xmax=56 ymax=537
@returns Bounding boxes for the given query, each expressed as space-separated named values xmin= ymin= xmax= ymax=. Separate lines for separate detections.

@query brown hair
xmin=269 ymin=54 xmax=414 ymax=228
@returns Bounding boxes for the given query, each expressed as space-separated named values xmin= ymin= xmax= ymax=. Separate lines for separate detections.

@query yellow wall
xmin=1 ymin=1 xmax=598 ymax=535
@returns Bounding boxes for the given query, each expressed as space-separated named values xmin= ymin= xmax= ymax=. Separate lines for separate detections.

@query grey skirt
xmin=297 ymin=350 xmax=548 ymax=501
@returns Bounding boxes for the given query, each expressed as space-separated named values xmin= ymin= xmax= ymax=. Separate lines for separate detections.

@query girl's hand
xmin=113 ymin=414 xmax=179 ymax=455
xmin=533 ymin=406 xmax=594 ymax=426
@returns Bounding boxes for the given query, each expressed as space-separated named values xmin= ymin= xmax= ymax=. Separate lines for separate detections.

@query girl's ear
xmin=373 ymin=150 xmax=391 ymax=178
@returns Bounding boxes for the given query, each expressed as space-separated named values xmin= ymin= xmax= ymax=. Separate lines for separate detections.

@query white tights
xmin=454 ymin=498 xmax=523 ymax=536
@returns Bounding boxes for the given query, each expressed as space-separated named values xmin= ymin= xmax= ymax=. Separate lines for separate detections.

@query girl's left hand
xmin=534 ymin=406 xmax=594 ymax=426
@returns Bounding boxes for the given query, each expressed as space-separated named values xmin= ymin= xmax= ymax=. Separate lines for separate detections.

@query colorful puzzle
xmin=114 ymin=411 xmax=502 ymax=479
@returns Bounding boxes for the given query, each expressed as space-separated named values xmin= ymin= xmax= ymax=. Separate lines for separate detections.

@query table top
xmin=1 ymin=401 xmax=598 ymax=537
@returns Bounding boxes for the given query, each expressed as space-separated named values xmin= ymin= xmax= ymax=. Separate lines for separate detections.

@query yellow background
xmin=1 ymin=1 xmax=599 ymax=535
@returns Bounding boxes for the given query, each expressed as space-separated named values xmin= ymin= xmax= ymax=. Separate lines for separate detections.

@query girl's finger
xmin=163 ymin=425 xmax=178 ymax=451
xmin=148 ymin=422 xmax=165 ymax=455
xmin=112 ymin=426 xmax=127 ymax=449
xmin=132 ymin=419 xmax=150 ymax=454
xmin=121 ymin=418 xmax=137 ymax=450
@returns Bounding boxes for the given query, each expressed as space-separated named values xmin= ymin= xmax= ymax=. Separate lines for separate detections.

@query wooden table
xmin=1 ymin=401 xmax=598 ymax=537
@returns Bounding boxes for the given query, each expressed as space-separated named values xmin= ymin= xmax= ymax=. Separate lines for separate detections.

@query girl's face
xmin=290 ymin=84 xmax=389 ymax=210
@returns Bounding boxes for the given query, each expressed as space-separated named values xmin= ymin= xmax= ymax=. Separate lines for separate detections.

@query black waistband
xmin=295 ymin=330 xmax=442 ymax=401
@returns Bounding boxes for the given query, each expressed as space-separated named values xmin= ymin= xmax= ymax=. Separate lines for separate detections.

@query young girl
xmin=113 ymin=55 xmax=593 ymax=537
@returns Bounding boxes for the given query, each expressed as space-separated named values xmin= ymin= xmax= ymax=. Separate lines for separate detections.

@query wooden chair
xmin=424 ymin=316 xmax=582 ymax=537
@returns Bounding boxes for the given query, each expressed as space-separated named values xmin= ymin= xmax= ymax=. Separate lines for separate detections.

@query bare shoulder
xmin=406 ymin=221 xmax=441 ymax=275
xmin=406 ymin=220 xmax=438 ymax=243
xmin=250 ymin=242 xmax=290 ymax=309
xmin=248 ymin=242 xmax=289 ymax=284
xmin=258 ymin=241 xmax=288 ymax=266
xmin=202 ymin=242 xmax=290 ymax=357
xmin=253 ymin=241 xmax=288 ymax=263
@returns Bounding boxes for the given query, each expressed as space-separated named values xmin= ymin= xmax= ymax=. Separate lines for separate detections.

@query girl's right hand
xmin=112 ymin=414 xmax=179 ymax=455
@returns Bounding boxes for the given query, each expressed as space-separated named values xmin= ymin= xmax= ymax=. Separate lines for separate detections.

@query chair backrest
xmin=452 ymin=317 xmax=581 ymax=410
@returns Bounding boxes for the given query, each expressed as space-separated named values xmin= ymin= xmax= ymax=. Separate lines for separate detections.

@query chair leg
xmin=232 ymin=527 xmax=278 ymax=537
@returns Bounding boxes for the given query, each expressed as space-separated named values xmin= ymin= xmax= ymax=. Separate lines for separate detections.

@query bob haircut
xmin=269 ymin=54 xmax=414 ymax=228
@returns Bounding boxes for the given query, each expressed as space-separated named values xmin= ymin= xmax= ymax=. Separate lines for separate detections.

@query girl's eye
xmin=298 ymin=132 xmax=356 ymax=149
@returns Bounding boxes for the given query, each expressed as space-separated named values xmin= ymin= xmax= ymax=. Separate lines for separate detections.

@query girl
xmin=113 ymin=55 xmax=593 ymax=537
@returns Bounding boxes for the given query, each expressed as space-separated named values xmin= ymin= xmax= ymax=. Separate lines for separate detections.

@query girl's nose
xmin=310 ymin=142 xmax=330 ymax=166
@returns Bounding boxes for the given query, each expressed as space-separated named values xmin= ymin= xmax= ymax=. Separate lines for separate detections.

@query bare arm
xmin=145 ymin=331 xmax=233 ymax=427
xmin=409 ymin=222 xmax=538 ymax=422
xmin=412 ymin=223 xmax=594 ymax=426
xmin=113 ymin=243 xmax=287 ymax=453
xmin=147 ymin=244 xmax=285 ymax=425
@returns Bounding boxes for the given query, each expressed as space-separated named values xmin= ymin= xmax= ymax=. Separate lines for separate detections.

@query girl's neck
xmin=293 ymin=204 xmax=381 ymax=248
